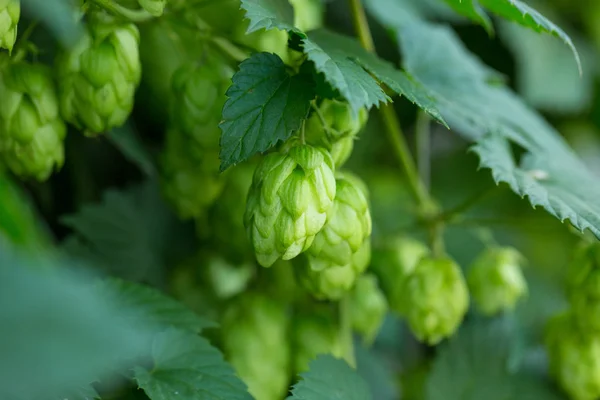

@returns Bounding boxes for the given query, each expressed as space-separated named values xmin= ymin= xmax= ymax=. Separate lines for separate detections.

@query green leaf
xmin=107 ymin=123 xmax=157 ymax=177
xmin=289 ymin=355 xmax=373 ymax=400
xmin=97 ymin=278 xmax=216 ymax=334
xmin=219 ymin=52 xmax=315 ymax=170
xmin=0 ymin=244 xmax=153 ymax=400
xmin=394 ymin=21 xmax=600 ymax=238
xmin=441 ymin=0 xmax=492 ymax=33
xmin=240 ymin=0 xmax=297 ymax=32
xmin=134 ymin=329 xmax=252 ymax=400
xmin=61 ymin=179 xmax=194 ymax=284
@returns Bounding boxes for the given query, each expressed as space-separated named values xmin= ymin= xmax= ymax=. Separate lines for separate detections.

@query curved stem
xmin=90 ymin=0 xmax=155 ymax=22
xmin=211 ymin=36 xmax=249 ymax=63
xmin=416 ymin=110 xmax=431 ymax=191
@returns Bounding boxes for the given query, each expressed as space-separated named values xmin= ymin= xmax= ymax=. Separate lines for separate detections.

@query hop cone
xmin=400 ymin=256 xmax=469 ymax=345
xmin=244 ymin=144 xmax=336 ymax=267
xmin=56 ymin=21 xmax=141 ymax=135
xmin=350 ymin=274 xmax=388 ymax=344
xmin=467 ymin=247 xmax=527 ymax=316
xmin=371 ymin=237 xmax=429 ymax=314
xmin=545 ymin=312 xmax=600 ymax=400
xmin=289 ymin=0 xmax=324 ymax=31
xmin=221 ymin=293 xmax=290 ymax=400
xmin=161 ymin=58 xmax=233 ymax=219
xmin=233 ymin=20 xmax=289 ymax=64
xmin=0 ymin=0 xmax=19 ymax=52
xmin=305 ymin=99 xmax=368 ymax=168
xmin=566 ymin=242 xmax=600 ymax=332
xmin=292 ymin=310 xmax=345 ymax=374
xmin=0 ymin=61 xmax=66 ymax=181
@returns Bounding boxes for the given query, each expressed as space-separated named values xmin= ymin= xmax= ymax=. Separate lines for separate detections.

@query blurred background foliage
xmin=3 ymin=0 xmax=600 ymax=399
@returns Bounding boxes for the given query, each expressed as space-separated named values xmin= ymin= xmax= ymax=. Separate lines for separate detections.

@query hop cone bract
xmin=0 ymin=61 xmax=66 ymax=181
xmin=221 ymin=293 xmax=290 ymax=400
xmin=400 ymin=256 xmax=469 ymax=345
xmin=56 ymin=21 xmax=141 ymax=135
xmin=545 ymin=312 xmax=600 ymax=400
xmin=244 ymin=144 xmax=336 ymax=267
xmin=0 ymin=0 xmax=19 ymax=52
xmin=350 ymin=274 xmax=388 ymax=344
xmin=467 ymin=247 xmax=527 ymax=316
xmin=566 ymin=242 xmax=600 ymax=332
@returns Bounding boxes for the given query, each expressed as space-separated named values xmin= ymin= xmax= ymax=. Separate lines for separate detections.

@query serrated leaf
xmin=441 ymin=0 xmax=492 ymax=33
xmin=240 ymin=0 xmax=297 ymax=32
xmin=289 ymin=355 xmax=372 ymax=400
xmin=393 ymin=21 xmax=600 ymax=238
xmin=0 ymin=244 xmax=153 ymax=400
xmin=134 ymin=329 xmax=252 ymax=400
xmin=219 ymin=52 xmax=315 ymax=170
xmin=97 ymin=278 xmax=216 ymax=334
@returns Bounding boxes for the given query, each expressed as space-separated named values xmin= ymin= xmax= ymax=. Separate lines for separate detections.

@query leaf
xmin=22 ymin=0 xmax=83 ymax=47
xmin=441 ymin=0 xmax=492 ymax=33
xmin=219 ymin=52 xmax=315 ymax=170
xmin=61 ymin=179 xmax=194 ymax=284
xmin=134 ymin=329 xmax=252 ymax=400
xmin=289 ymin=355 xmax=373 ymax=400
xmin=107 ymin=123 xmax=157 ymax=177
xmin=393 ymin=21 xmax=600 ymax=238
xmin=0 ymin=244 xmax=153 ymax=400
xmin=354 ymin=339 xmax=399 ymax=400
xmin=97 ymin=278 xmax=216 ymax=334
xmin=240 ymin=0 xmax=297 ymax=33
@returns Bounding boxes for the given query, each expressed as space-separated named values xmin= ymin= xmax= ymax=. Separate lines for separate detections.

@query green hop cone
xmin=371 ymin=237 xmax=429 ymax=314
xmin=0 ymin=0 xmax=19 ymax=53
xmin=566 ymin=242 xmax=600 ymax=332
xmin=545 ymin=311 xmax=600 ymax=400
xmin=56 ymin=21 xmax=141 ymax=135
xmin=467 ymin=247 xmax=527 ymax=316
xmin=400 ymin=256 xmax=469 ymax=345
xmin=349 ymin=274 xmax=388 ymax=344
xmin=0 ymin=61 xmax=66 ymax=181
xmin=289 ymin=0 xmax=324 ymax=31
xmin=292 ymin=309 xmax=345 ymax=374
xmin=244 ymin=144 xmax=336 ymax=267
xmin=233 ymin=21 xmax=289 ymax=64
xmin=305 ymin=99 xmax=368 ymax=168
xmin=221 ymin=293 xmax=290 ymax=400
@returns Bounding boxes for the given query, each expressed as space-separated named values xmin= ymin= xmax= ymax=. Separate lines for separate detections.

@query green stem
xmin=89 ymin=0 xmax=155 ymax=22
xmin=340 ymin=295 xmax=356 ymax=368
xmin=211 ymin=36 xmax=249 ymax=63
xmin=416 ymin=110 xmax=431 ymax=191
xmin=436 ymin=185 xmax=498 ymax=223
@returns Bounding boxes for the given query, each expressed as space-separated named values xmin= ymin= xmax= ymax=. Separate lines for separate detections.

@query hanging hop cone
xmin=349 ymin=273 xmax=388 ymax=344
xmin=399 ymin=256 xmax=469 ymax=345
xmin=56 ymin=21 xmax=141 ymax=135
xmin=545 ymin=311 xmax=600 ymax=400
xmin=0 ymin=61 xmax=66 ymax=181
xmin=305 ymin=99 xmax=368 ymax=168
xmin=244 ymin=144 xmax=336 ymax=267
xmin=467 ymin=247 xmax=527 ymax=316
xmin=221 ymin=293 xmax=291 ymax=400
xmin=292 ymin=309 xmax=346 ymax=375
xmin=160 ymin=57 xmax=234 ymax=219
xmin=566 ymin=242 xmax=600 ymax=332
xmin=0 ymin=0 xmax=19 ymax=52
xmin=370 ymin=236 xmax=429 ymax=314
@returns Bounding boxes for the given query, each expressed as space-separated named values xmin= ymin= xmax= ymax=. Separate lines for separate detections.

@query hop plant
xmin=349 ymin=274 xmax=388 ymax=344
xmin=56 ymin=21 xmax=141 ymax=135
xmin=244 ymin=144 xmax=336 ymax=267
xmin=545 ymin=311 xmax=600 ymax=400
xmin=0 ymin=61 xmax=66 ymax=181
xmin=292 ymin=310 xmax=345 ymax=374
xmin=0 ymin=0 xmax=19 ymax=53
xmin=305 ymin=99 xmax=368 ymax=168
xmin=467 ymin=247 xmax=527 ymax=316
xmin=221 ymin=293 xmax=291 ymax=400
xmin=399 ymin=256 xmax=469 ymax=345
xmin=566 ymin=242 xmax=600 ymax=332
xmin=371 ymin=237 xmax=429 ymax=314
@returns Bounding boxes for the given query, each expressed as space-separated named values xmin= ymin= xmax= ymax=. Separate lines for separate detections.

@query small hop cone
xmin=400 ymin=256 xmax=469 ymax=345
xmin=56 ymin=21 xmax=141 ymax=135
xmin=467 ymin=247 xmax=527 ymax=316
xmin=221 ymin=293 xmax=291 ymax=400
xmin=305 ymin=99 xmax=368 ymax=168
xmin=566 ymin=242 xmax=600 ymax=332
xmin=244 ymin=144 xmax=336 ymax=267
xmin=0 ymin=0 xmax=18 ymax=53
xmin=350 ymin=274 xmax=388 ymax=344
xmin=545 ymin=312 xmax=600 ymax=400
xmin=0 ymin=62 xmax=66 ymax=181
xmin=289 ymin=0 xmax=324 ymax=31
xmin=371 ymin=237 xmax=429 ymax=314
xmin=292 ymin=310 xmax=346 ymax=375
